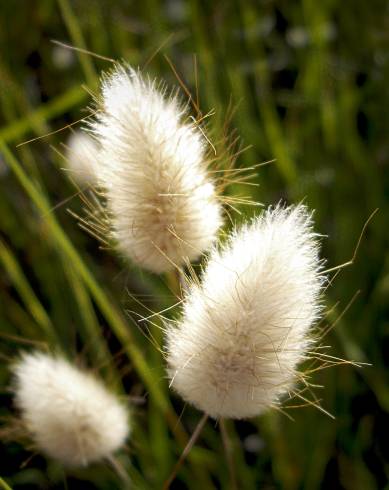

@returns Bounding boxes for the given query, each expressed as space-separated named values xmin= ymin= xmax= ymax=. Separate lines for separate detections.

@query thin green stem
xmin=220 ymin=419 xmax=238 ymax=490
xmin=57 ymin=0 xmax=97 ymax=89
xmin=0 ymin=477 xmax=12 ymax=490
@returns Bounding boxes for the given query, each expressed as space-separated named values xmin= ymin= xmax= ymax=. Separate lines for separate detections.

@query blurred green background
xmin=0 ymin=0 xmax=388 ymax=488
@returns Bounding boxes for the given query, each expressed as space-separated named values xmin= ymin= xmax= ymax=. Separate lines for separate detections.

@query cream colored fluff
xmin=166 ymin=205 xmax=325 ymax=419
xmin=90 ymin=64 xmax=223 ymax=273
xmin=13 ymin=352 xmax=129 ymax=467
xmin=65 ymin=130 xmax=99 ymax=185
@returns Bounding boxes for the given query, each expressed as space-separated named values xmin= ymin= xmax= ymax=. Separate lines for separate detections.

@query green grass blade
xmin=0 ymin=238 xmax=56 ymax=342
xmin=57 ymin=0 xmax=97 ymax=89
xmin=0 ymin=86 xmax=88 ymax=145
xmin=0 ymin=477 xmax=12 ymax=490
xmin=63 ymin=263 xmax=121 ymax=388
xmin=1 ymin=142 xmax=168 ymax=412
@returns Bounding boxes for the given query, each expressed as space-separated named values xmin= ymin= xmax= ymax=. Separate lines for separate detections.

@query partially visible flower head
xmin=13 ymin=352 xmax=129 ymax=467
xmin=65 ymin=130 xmax=99 ymax=185
xmin=90 ymin=64 xmax=223 ymax=273
xmin=166 ymin=205 xmax=325 ymax=419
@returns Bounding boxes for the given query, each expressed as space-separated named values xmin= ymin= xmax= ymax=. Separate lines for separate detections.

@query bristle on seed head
xmin=166 ymin=205 xmax=325 ymax=419
xmin=13 ymin=352 xmax=129 ymax=467
xmin=90 ymin=64 xmax=223 ymax=273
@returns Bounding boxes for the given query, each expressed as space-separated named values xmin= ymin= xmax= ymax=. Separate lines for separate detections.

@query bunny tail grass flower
xmin=65 ymin=130 xmax=100 ymax=185
xmin=166 ymin=204 xmax=326 ymax=419
xmin=13 ymin=352 xmax=129 ymax=467
xmin=90 ymin=64 xmax=223 ymax=273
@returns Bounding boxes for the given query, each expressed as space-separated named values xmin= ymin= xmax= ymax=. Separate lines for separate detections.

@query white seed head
xmin=90 ymin=64 xmax=223 ymax=273
xmin=65 ymin=130 xmax=99 ymax=185
xmin=13 ymin=352 xmax=129 ymax=467
xmin=166 ymin=205 xmax=325 ymax=419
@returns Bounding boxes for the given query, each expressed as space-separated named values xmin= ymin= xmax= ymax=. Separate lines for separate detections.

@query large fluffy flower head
xmin=13 ymin=352 xmax=129 ymax=467
xmin=90 ymin=64 xmax=223 ymax=273
xmin=166 ymin=205 xmax=325 ymax=419
xmin=65 ymin=130 xmax=99 ymax=185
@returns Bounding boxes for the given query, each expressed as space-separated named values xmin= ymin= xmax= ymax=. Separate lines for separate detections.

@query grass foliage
xmin=0 ymin=0 xmax=388 ymax=488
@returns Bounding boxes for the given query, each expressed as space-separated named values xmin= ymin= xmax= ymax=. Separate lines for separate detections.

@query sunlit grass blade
xmin=0 ymin=476 xmax=12 ymax=490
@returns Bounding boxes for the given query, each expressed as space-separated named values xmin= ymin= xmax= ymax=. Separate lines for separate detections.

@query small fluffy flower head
xmin=13 ymin=352 xmax=129 ymax=467
xmin=90 ymin=64 xmax=223 ymax=273
xmin=166 ymin=205 xmax=325 ymax=419
xmin=65 ymin=130 xmax=99 ymax=185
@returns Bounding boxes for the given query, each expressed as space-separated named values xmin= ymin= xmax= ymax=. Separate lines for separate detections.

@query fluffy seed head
xmin=65 ymin=130 xmax=99 ymax=184
xmin=13 ymin=352 xmax=129 ymax=467
xmin=90 ymin=64 xmax=223 ymax=273
xmin=166 ymin=205 xmax=325 ymax=419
